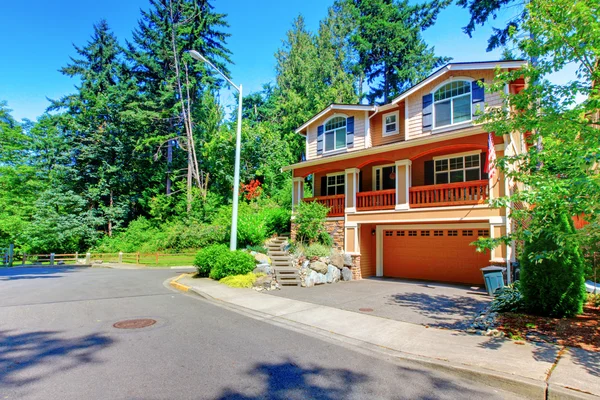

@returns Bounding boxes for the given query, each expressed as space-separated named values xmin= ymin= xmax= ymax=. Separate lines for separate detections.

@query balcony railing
xmin=303 ymin=194 xmax=345 ymax=217
xmin=356 ymin=189 xmax=396 ymax=211
xmin=409 ymin=180 xmax=489 ymax=208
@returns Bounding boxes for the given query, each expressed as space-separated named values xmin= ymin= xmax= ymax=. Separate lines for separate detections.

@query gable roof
xmin=389 ymin=60 xmax=527 ymax=105
xmin=294 ymin=104 xmax=376 ymax=135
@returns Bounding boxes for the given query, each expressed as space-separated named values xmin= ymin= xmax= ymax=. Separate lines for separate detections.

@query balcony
xmin=356 ymin=189 xmax=396 ymax=211
xmin=303 ymin=194 xmax=345 ymax=217
xmin=409 ymin=180 xmax=489 ymax=208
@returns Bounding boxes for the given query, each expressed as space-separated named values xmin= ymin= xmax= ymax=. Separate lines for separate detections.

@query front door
xmin=374 ymin=165 xmax=396 ymax=191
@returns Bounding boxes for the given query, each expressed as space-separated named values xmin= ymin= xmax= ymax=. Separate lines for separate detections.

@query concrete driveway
xmin=267 ymin=278 xmax=491 ymax=330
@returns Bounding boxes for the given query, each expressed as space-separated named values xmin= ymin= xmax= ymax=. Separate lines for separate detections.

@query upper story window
xmin=433 ymin=81 xmax=472 ymax=128
xmin=324 ymin=116 xmax=347 ymax=152
xmin=434 ymin=153 xmax=480 ymax=184
xmin=383 ymin=111 xmax=399 ymax=136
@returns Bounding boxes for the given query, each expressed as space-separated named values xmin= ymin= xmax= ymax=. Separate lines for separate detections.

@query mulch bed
xmin=497 ymin=302 xmax=600 ymax=351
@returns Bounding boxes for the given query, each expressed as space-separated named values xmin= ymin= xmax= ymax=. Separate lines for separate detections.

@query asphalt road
xmin=0 ymin=267 xmax=519 ymax=400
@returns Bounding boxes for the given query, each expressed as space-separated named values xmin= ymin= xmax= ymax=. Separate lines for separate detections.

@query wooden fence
xmin=13 ymin=251 xmax=196 ymax=267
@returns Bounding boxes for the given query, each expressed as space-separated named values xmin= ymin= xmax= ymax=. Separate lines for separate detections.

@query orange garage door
xmin=382 ymin=228 xmax=491 ymax=284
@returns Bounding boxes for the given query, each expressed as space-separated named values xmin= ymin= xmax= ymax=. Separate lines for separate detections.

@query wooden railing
xmin=303 ymin=194 xmax=345 ymax=217
xmin=409 ymin=180 xmax=489 ymax=208
xmin=356 ymin=189 xmax=396 ymax=211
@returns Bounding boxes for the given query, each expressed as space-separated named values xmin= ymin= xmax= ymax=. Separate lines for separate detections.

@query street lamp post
xmin=189 ymin=50 xmax=242 ymax=251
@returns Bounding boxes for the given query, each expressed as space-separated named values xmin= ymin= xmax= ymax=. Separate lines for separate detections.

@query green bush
xmin=246 ymin=244 xmax=268 ymax=254
xmin=304 ymin=243 xmax=331 ymax=258
xmin=94 ymin=217 xmax=167 ymax=253
xmin=209 ymin=249 xmax=256 ymax=280
xmin=294 ymin=201 xmax=332 ymax=245
xmin=491 ymin=281 xmax=525 ymax=312
xmin=521 ymin=213 xmax=587 ymax=317
xmin=164 ymin=222 xmax=226 ymax=251
xmin=194 ymin=244 xmax=229 ymax=277
xmin=220 ymin=272 xmax=261 ymax=288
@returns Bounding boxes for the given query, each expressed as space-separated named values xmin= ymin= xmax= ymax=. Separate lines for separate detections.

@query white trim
xmin=326 ymin=217 xmax=345 ymax=221
xmin=292 ymin=177 xmax=305 ymax=182
xmin=431 ymin=121 xmax=474 ymax=135
xmin=295 ymin=104 xmax=376 ymax=134
xmin=323 ymin=114 xmax=349 ymax=154
xmin=432 ymin=78 xmax=473 ymax=130
xmin=326 ymin=171 xmax=346 ymax=177
xmin=348 ymin=204 xmax=492 ymax=214
xmin=364 ymin=110 xmax=371 ymax=148
xmin=395 ymin=159 xmax=411 ymax=210
xmin=345 ymin=221 xmax=358 ymax=228
xmin=282 ymin=128 xmax=485 ymax=172
xmin=372 ymin=163 xmax=396 ymax=191
xmin=345 ymin=168 xmax=360 ymax=174
xmin=382 ymin=110 xmax=400 ymax=137
xmin=432 ymin=150 xmax=482 ymax=160
xmin=349 ymin=215 xmax=505 ymax=225
xmin=404 ymin=100 xmax=409 ymax=140
xmin=390 ymin=61 xmax=527 ymax=105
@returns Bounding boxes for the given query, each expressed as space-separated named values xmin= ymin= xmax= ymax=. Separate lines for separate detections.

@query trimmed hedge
xmin=194 ymin=244 xmax=229 ymax=277
xmin=520 ymin=213 xmax=587 ymax=317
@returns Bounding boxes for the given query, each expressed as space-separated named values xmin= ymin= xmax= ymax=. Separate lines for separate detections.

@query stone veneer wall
xmin=350 ymin=255 xmax=362 ymax=280
xmin=290 ymin=219 xmax=345 ymax=251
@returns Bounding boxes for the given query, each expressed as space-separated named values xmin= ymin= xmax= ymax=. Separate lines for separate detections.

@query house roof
xmin=294 ymin=104 xmax=376 ymax=135
xmin=293 ymin=60 xmax=527 ymax=134
xmin=389 ymin=60 xmax=527 ymax=105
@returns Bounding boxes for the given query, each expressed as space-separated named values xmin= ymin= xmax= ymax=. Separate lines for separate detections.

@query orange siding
xmin=371 ymin=102 xmax=405 ymax=147
xmin=360 ymin=224 xmax=376 ymax=277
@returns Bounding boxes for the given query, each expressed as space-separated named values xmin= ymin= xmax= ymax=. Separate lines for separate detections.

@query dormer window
xmin=324 ymin=116 xmax=347 ymax=152
xmin=383 ymin=111 xmax=399 ymax=136
xmin=433 ymin=80 xmax=472 ymax=128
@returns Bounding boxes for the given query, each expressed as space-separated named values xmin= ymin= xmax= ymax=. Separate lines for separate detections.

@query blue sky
xmin=0 ymin=0 xmax=523 ymax=121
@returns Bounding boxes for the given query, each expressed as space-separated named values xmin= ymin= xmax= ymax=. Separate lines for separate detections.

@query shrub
xmin=220 ymin=272 xmax=259 ymax=288
xmin=520 ymin=213 xmax=587 ymax=317
xmin=294 ymin=201 xmax=332 ymax=245
xmin=94 ymin=217 xmax=167 ymax=253
xmin=209 ymin=249 xmax=256 ymax=280
xmin=164 ymin=222 xmax=226 ymax=251
xmin=491 ymin=281 xmax=525 ymax=313
xmin=588 ymin=293 xmax=600 ymax=308
xmin=194 ymin=244 xmax=229 ymax=277
xmin=304 ymin=243 xmax=331 ymax=258
xmin=246 ymin=244 xmax=268 ymax=254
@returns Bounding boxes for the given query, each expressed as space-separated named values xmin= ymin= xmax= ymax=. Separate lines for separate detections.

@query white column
xmin=292 ymin=177 xmax=305 ymax=212
xmin=345 ymin=168 xmax=360 ymax=213
xmin=395 ymin=159 xmax=412 ymax=210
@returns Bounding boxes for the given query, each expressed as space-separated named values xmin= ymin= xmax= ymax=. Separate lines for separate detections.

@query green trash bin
xmin=481 ymin=266 xmax=506 ymax=296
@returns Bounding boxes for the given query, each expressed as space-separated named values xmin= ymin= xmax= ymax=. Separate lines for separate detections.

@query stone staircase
xmin=268 ymin=235 xmax=300 ymax=287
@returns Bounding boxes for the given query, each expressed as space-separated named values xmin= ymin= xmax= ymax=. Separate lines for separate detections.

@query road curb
xmin=548 ymin=384 xmax=599 ymax=400
xmin=170 ymin=280 xmax=549 ymax=399
xmin=169 ymin=274 xmax=192 ymax=292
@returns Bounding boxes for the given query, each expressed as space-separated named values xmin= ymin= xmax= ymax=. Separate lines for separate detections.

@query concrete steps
xmin=267 ymin=236 xmax=300 ymax=286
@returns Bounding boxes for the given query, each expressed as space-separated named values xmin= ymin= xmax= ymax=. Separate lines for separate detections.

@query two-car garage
xmin=364 ymin=226 xmax=492 ymax=285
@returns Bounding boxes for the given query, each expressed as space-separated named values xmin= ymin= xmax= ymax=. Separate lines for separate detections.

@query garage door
xmin=382 ymin=228 xmax=491 ymax=284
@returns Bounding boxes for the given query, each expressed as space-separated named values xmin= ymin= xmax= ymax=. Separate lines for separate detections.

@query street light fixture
xmin=189 ymin=49 xmax=243 ymax=251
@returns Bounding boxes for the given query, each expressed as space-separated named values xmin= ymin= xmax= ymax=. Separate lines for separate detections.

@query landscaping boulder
xmin=343 ymin=253 xmax=353 ymax=267
xmin=304 ymin=270 xmax=319 ymax=287
xmin=301 ymin=260 xmax=310 ymax=269
xmin=253 ymin=264 xmax=272 ymax=275
xmin=318 ymin=257 xmax=329 ymax=264
xmin=254 ymin=253 xmax=270 ymax=264
xmin=330 ymin=252 xmax=344 ymax=269
xmin=341 ymin=267 xmax=352 ymax=281
xmin=253 ymin=275 xmax=272 ymax=290
xmin=326 ymin=264 xmax=340 ymax=283
xmin=315 ymin=273 xmax=327 ymax=285
xmin=309 ymin=261 xmax=328 ymax=274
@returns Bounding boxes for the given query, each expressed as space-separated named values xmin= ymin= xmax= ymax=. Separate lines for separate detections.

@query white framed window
xmin=324 ymin=116 xmax=347 ymax=152
xmin=326 ymin=172 xmax=345 ymax=196
xmin=433 ymin=80 xmax=472 ymax=129
xmin=434 ymin=152 xmax=481 ymax=184
xmin=382 ymin=111 xmax=399 ymax=136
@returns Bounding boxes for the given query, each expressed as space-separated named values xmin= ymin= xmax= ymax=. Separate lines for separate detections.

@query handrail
xmin=303 ymin=194 xmax=345 ymax=216
xmin=357 ymin=189 xmax=396 ymax=211
xmin=409 ymin=179 xmax=489 ymax=208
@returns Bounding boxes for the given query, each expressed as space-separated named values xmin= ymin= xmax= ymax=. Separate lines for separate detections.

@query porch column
xmin=345 ymin=168 xmax=360 ymax=213
xmin=292 ymin=176 xmax=304 ymax=212
xmin=395 ymin=160 xmax=412 ymax=210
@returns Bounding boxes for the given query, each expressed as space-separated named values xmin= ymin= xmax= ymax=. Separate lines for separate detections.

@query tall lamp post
xmin=189 ymin=50 xmax=242 ymax=251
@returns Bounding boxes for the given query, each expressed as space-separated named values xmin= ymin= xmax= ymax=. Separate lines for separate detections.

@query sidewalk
xmin=173 ymin=275 xmax=600 ymax=399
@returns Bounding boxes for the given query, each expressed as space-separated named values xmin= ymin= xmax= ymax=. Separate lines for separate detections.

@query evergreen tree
xmin=343 ymin=0 xmax=450 ymax=104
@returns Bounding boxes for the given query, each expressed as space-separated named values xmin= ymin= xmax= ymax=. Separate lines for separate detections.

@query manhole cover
xmin=113 ymin=319 xmax=157 ymax=329
xmin=359 ymin=308 xmax=374 ymax=312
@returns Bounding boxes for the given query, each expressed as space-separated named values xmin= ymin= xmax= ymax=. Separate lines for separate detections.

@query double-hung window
xmin=324 ymin=117 xmax=347 ymax=152
xmin=433 ymin=81 xmax=471 ymax=128
xmin=434 ymin=153 xmax=480 ymax=184
xmin=326 ymin=173 xmax=345 ymax=196
xmin=383 ymin=111 xmax=399 ymax=136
